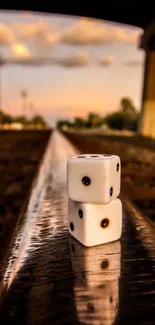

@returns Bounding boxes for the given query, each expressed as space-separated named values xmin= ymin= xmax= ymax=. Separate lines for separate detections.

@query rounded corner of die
xmin=68 ymin=155 xmax=77 ymax=162
xmin=81 ymin=240 xmax=92 ymax=248
xmin=116 ymin=197 xmax=122 ymax=208
xmin=118 ymin=198 xmax=123 ymax=207
xmin=115 ymin=154 xmax=121 ymax=160
xmin=68 ymin=196 xmax=71 ymax=206
xmin=67 ymin=157 xmax=72 ymax=164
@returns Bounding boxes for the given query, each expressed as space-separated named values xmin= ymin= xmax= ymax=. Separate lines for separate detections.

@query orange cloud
xmin=0 ymin=23 xmax=14 ymax=45
xmin=110 ymin=27 xmax=139 ymax=43
xmin=1 ymin=17 xmax=140 ymax=50
xmin=1 ymin=50 xmax=91 ymax=68
xmin=53 ymin=51 xmax=91 ymax=68
xmin=60 ymin=19 xmax=107 ymax=45
xmin=0 ymin=16 xmax=141 ymax=70
xmin=60 ymin=18 xmax=140 ymax=46
xmin=98 ymin=55 xmax=115 ymax=66
xmin=14 ymin=21 xmax=58 ymax=46
xmin=8 ymin=57 xmax=50 ymax=66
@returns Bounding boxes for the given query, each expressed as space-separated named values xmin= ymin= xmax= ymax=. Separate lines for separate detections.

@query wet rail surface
xmin=0 ymin=130 xmax=155 ymax=325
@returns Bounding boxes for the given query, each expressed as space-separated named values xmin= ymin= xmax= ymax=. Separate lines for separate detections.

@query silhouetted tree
xmin=56 ymin=120 xmax=72 ymax=128
xmin=0 ymin=109 xmax=47 ymax=128
xmin=73 ymin=117 xmax=86 ymax=128
xmin=104 ymin=111 xmax=139 ymax=131
xmin=87 ymin=112 xmax=103 ymax=127
xmin=31 ymin=115 xmax=47 ymax=127
xmin=13 ymin=115 xmax=30 ymax=125
xmin=120 ymin=97 xmax=136 ymax=115
xmin=0 ymin=110 xmax=12 ymax=124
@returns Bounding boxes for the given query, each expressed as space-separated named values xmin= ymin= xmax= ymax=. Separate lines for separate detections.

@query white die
xmin=70 ymin=237 xmax=121 ymax=285
xmin=68 ymin=198 xmax=122 ymax=247
xmin=74 ymin=280 xmax=119 ymax=325
xmin=67 ymin=154 xmax=121 ymax=203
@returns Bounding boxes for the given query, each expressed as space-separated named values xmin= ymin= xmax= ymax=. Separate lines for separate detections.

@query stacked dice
xmin=67 ymin=154 xmax=122 ymax=247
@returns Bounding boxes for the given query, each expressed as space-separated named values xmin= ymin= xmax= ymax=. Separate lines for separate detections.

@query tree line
xmin=57 ymin=97 xmax=140 ymax=132
xmin=0 ymin=110 xmax=48 ymax=127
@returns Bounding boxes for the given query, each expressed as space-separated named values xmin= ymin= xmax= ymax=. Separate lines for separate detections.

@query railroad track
xmin=0 ymin=130 xmax=155 ymax=325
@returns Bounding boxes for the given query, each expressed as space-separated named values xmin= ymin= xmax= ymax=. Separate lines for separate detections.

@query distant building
xmin=62 ymin=124 xmax=69 ymax=131
xmin=2 ymin=123 xmax=11 ymax=130
xmin=10 ymin=123 xmax=23 ymax=130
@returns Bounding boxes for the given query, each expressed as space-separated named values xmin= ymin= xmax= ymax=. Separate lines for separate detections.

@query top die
xmin=67 ymin=154 xmax=121 ymax=204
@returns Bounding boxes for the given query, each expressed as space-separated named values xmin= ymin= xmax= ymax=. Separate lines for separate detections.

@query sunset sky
xmin=0 ymin=11 xmax=144 ymax=125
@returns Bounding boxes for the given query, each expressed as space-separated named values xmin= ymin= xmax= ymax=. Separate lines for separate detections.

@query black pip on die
xmin=67 ymin=154 xmax=122 ymax=247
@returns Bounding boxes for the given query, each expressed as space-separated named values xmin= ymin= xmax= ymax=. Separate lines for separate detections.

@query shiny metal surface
xmin=0 ymin=130 xmax=155 ymax=325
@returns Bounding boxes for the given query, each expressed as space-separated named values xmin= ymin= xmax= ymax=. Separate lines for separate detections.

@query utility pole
xmin=29 ymin=101 xmax=36 ymax=117
xmin=0 ymin=53 xmax=4 ymax=112
xmin=0 ymin=53 xmax=4 ymax=127
xmin=20 ymin=89 xmax=28 ymax=116
xmin=0 ymin=64 xmax=1 ymax=113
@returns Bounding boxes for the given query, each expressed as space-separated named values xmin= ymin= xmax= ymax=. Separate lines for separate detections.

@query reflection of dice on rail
xmin=67 ymin=154 xmax=122 ymax=247
xmin=70 ymin=237 xmax=121 ymax=286
xmin=71 ymin=238 xmax=121 ymax=325
xmin=74 ymin=280 xmax=119 ymax=325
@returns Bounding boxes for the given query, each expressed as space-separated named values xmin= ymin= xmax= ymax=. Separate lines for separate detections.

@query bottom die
xmin=68 ymin=198 xmax=122 ymax=247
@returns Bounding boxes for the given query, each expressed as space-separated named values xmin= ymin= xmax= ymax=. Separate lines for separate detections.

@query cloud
xmin=0 ymin=51 xmax=91 ymax=68
xmin=110 ymin=27 xmax=139 ymax=44
xmin=60 ymin=18 xmax=140 ymax=46
xmin=9 ymin=57 xmax=55 ymax=67
xmin=0 ymin=23 xmax=14 ymax=45
xmin=0 ymin=18 xmax=141 ymax=69
xmin=14 ymin=21 xmax=58 ymax=47
xmin=0 ymin=18 xmax=140 ymax=54
xmin=52 ymin=51 xmax=91 ymax=68
xmin=98 ymin=55 xmax=115 ymax=66
xmin=125 ymin=59 xmax=143 ymax=66
xmin=60 ymin=19 xmax=107 ymax=45
xmin=11 ymin=43 xmax=31 ymax=58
